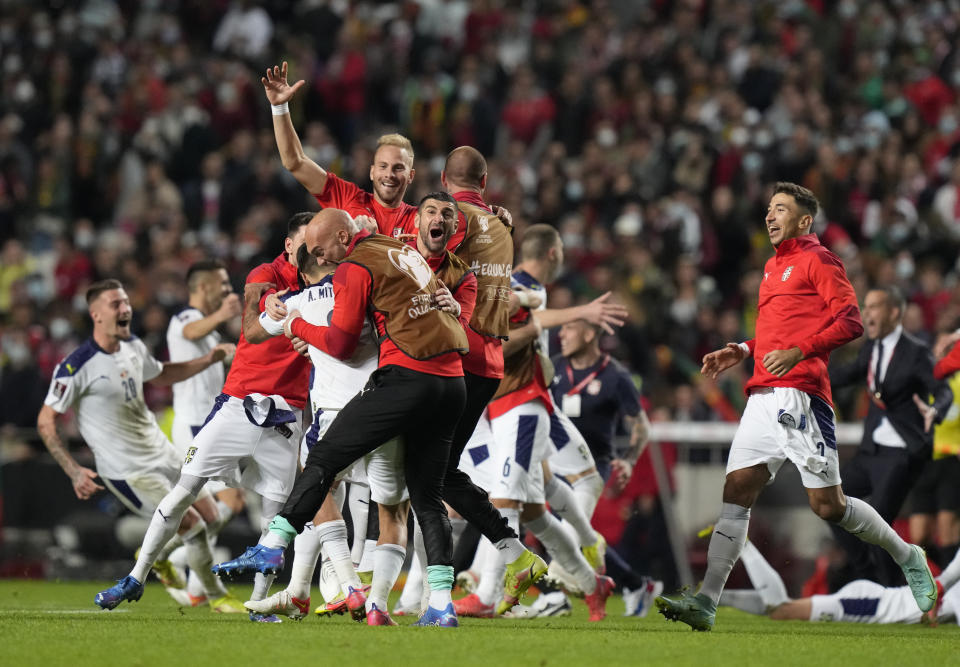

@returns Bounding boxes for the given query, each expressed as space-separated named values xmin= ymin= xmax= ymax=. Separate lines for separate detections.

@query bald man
xmin=215 ymin=209 xmax=471 ymax=626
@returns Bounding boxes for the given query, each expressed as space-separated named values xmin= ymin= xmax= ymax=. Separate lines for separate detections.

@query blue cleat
xmin=95 ymin=575 xmax=144 ymax=610
xmin=212 ymin=545 xmax=284 ymax=579
xmin=413 ymin=603 xmax=459 ymax=628
xmin=248 ymin=611 xmax=283 ymax=623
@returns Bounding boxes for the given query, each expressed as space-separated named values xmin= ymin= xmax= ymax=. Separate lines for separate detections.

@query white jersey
xmin=512 ymin=269 xmax=548 ymax=353
xmin=258 ymin=274 xmax=378 ymax=413
xmin=44 ymin=337 xmax=181 ymax=480
xmin=166 ymin=306 xmax=224 ymax=428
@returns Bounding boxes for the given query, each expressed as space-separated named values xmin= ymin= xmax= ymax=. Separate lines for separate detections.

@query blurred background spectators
xmin=3 ymin=0 xmax=960 ymax=588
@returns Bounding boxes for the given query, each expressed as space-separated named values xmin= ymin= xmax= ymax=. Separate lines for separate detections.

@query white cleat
xmin=244 ymin=589 xmax=311 ymax=620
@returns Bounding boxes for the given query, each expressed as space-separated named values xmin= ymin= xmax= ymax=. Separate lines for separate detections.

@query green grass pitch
xmin=0 ymin=580 xmax=957 ymax=666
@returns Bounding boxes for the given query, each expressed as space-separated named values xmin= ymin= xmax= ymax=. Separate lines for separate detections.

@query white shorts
xmin=459 ymin=408 xmax=496 ymax=491
xmin=103 ymin=442 xmax=212 ymax=518
xmin=182 ymin=395 xmax=302 ymax=503
xmin=302 ymin=409 xmax=407 ymax=506
xmin=727 ymin=388 xmax=841 ymax=489
xmin=489 ymin=401 xmax=555 ymax=504
xmin=172 ymin=415 xmax=228 ymax=495
xmin=547 ymin=407 xmax=596 ymax=477
xmin=808 ymin=580 xmax=921 ymax=624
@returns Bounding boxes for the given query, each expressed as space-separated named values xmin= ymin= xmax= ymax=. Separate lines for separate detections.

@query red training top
xmin=314 ymin=173 xmax=417 ymax=238
xmin=290 ymin=230 xmax=464 ymax=377
xmin=743 ymin=234 xmax=863 ymax=406
xmin=934 ymin=343 xmax=960 ymax=380
xmin=222 ymin=253 xmax=310 ymax=408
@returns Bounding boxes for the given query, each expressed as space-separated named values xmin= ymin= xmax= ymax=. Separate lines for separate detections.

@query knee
xmin=809 ymin=497 xmax=844 ymax=522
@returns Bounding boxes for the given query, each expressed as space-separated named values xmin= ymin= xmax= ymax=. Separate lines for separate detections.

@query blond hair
xmin=376 ymin=133 xmax=415 ymax=165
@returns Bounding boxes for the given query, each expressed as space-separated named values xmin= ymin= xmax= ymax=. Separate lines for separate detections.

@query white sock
xmin=474 ymin=537 xmax=503 ymax=606
xmin=699 ymin=503 xmax=751 ymax=605
xmin=186 ymin=570 xmax=205 ymax=598
xmin=397 ymin=551 xmax=422 ymax=611
xmin=317 ymin=520 xmax=362 ymax=593
xmin=739 ymin=541 xmax=789 ymax=609
xmin=184 ymin=525 xmax=226 ymax=597
xmin=348 ymin=484 xmax=370 ymax=565
xmin=525 ymin=512 xmax=596 ymax=595
xmin=498 ymin=506 xmax=520 ymax=534
xmin=719 ymin=589 xmax=767 ymax=615
xmin=836 ymin=496 xmax=912 ymax=564
xmin=208 ymin=499 xmax=234 ymax=537
xmin=413 ymin=519 xmax=430 ymax=613
xmin=251 ymin=573 xmax=275 ymax=602
xmin=494 ymin=537 xmax=526 ymax=564
xmin=318 ymin=550 xmax=342 ymax=602
xmin=571 ymin=471 xmax=603 ymax=519
xmin=168 ymin=545 xmax=187 ymax=570
xmin=130 ymin=485 xmax=197 ymax=583
xmin=367 ymin=543 xmax=406 ymax=612
xmin=357 ymin=539 xmax=378 ymax=574
xmin=939 ymin=546 xmax=960 ymax=591
xmin=288 ymin=523 xmax=322 ymax=600
xmin=260 ymin=531 xmax=288 ymax=549
xmin=429 ymin=588 xmax=453 ymax=609
xmin=157 ymin=534 xmax=183 ymax=562
xmin=545 ymin=475 xmax=597 ymax=547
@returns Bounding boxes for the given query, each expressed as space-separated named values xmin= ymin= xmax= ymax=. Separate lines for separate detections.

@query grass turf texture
xmin=0 ymin=581 xmax=957 ymax=666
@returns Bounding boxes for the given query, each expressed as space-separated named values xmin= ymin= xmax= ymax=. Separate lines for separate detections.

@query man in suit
xmin=830 ymin=286 xmax=953 ymax=584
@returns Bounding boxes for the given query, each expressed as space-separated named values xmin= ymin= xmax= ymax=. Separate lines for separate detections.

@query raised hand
xmin=217 ymin=293 xmax=242 ymax=321
xmin=262 ymin=61 xmax=306 ymax=106
xmin=580 ymin=292 xmax=628 ymax=334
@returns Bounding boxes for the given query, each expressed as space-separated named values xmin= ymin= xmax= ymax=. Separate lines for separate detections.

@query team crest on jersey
xmin=387 ymin=246 xmax=433 ymax=292
xmin=53 ymin=381 xmax=66 ymax=398
xmin=478 ymin=216 xmax=489 ymax=233
xmin=781 ymin=266 xmax=794 ymax=281
xmin=184 ymin=446 xmax=197 ymax=465
xmin=587 ymin=380 xmax=602 ymax=395
xmin=393 ymin=228 xmax=402 ymax=238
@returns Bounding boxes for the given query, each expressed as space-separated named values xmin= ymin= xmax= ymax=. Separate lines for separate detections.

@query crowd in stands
xmin=2 ymin=0 xmax=960 ymax=546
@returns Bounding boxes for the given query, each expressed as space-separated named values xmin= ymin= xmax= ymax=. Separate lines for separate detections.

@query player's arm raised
xmin=182 ymin=293 xmax=241 ymax=340
xmin=150 ymin=343 xmax=235 ymax=386
xmin=37 ymin=404 xmax=104 ymax=500
xmin=264 ymin=61 xmax=328 ymax=195
xmin=533 ymin=291 xmax=628 ymax=335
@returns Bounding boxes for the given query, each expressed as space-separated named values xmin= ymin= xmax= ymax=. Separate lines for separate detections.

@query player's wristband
xmin=737 ymin=342 xmax=751 ymax=358
xmin=515 ymin=290 xmax=533 ymax=307
xmin=271 ymin=102 xmax=289 ymax=116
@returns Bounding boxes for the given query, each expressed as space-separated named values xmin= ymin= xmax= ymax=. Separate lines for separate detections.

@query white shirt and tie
xmin=869 ymin=324 xmax=907 ymax=448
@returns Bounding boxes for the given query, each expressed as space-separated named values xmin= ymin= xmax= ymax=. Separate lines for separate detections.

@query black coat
xmin=831 ymin=331 xmax=953 ymax=458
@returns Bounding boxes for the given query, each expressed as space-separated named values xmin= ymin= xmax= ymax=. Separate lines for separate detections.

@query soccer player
xmin=460 ymin=224 xmax=625 ymax=621
xmin=655 ymin=182 xmax=938 ymax=631
xmin=720 ymin=539 xmax=960 ymax=625
xmin=94 ymin=215 xmax=312 ymax=621
xmin=38 ymin=279 xmax=242 ymax=613
xmin=165 ymin=259 xmax=244 ymax=607
xmin=263 ymin=61 xmax=416 ymax=237
xmin=214 ymin=208 xmax=470 ymax=627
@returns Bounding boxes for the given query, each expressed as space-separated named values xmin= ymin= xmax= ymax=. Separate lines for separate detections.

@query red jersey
xmin=744 ymin=234 xmax=863 ymax=406
xmin=222 ymin=253 xmax=311 ymax=408
xmin=449 ymin=190 xmax=505 ymax=379
xmin=934 ymin=343 xmax=960 ymax=380
xmin=314 ymin=173 xmax=417 ymax=238
xmin=291 ymin=230 xmax=464 ymax=377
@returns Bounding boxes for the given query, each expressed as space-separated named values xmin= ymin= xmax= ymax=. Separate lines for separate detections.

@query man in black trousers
xmin=830 ymin=286 xmax=953 ymax=584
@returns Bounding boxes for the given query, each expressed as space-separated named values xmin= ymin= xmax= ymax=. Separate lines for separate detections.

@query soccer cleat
xmin=655 ymin=590 xmax=716 ymax=631
xmin=210 ymin=594 xmax=247 ymax=613
xmin=248 ymin=611 xmax=282 ymax=623
xmin=900 ymin=544 xmax=938 ymax=612
xmin=455 ymin=569 xmax=480 ymax=594
xmin=581 ymin=534 xmax=607 ymax=574
xmin=391 ymin=600 xmax=420 ymax=617
xmin=497 ymin=550 xmax=548 ymax=615
xmin=504 ymin=591 xmax=572 ymax=618
xmin=346 ymin=586 xmax=367 ymax=622
xmin=212 ymin=545 xmax=284 ymax=579
xmin=244 ymin=590 xmax=310 ymax=620
xmin=136 ymin=549 xmax=186 ymax=590
xmin=367 ymin=603 xmax=398 ymax=626
xmin=95 ymin=575 xmax=144 ymax=610
xmin=624 ymin=578 xmax=664 ymax=617
xmin=453 ymin=593 xmax=495 ymax=618
xmin=164 ymin=587 xmax=207 ymax=607
xmin=544 ymin=560 xmax=585 ymax=596
xmin=584 ymin=575 xmax=615 ymax=621
xmin=413 ymin=603 xmax=459 ymax=627
xmin=316 ymin=592 xmax=347 ymax=616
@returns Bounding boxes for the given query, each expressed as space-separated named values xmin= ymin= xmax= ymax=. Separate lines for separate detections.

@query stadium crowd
xmin=3 ymin=0 xmax=960 ymax=597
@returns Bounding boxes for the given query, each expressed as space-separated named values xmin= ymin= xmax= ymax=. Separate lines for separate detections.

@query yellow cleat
xmin=210 ymin=594 xmax=247 ymax=613
xmin=497 ymin=550 xmax=548 ymax=615
xmin=581 ymin=534 xmax=607 ymax=574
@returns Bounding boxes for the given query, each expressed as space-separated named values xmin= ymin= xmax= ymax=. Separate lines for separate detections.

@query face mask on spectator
xmin=50 ymin=317 xmax=71 ymax=341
